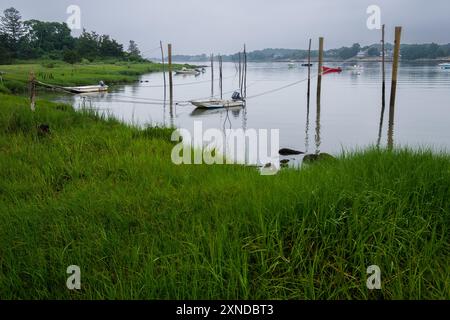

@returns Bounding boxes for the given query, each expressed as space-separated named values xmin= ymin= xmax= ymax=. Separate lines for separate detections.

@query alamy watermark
xmin=171 ymin=121 xmax=280 ymax=175
xmin=66 ymin=5 xmax=81 ymax=30
xmin=366 ymin=5 xmax=382 ymax=30
xmin=66 ymin=265 xmax=81 ymax=290
xmin=366 ymin=265 xmax=382 ymax=290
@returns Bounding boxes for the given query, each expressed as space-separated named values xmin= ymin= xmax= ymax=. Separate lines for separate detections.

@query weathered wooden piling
xmin=168 ymin=44 xmax=173 ymax=107
xmin=317 ymin=37 xmax=324 ymax=104
xmin=243 ymin=44 xmax=247 ymax=98
xmin=388 ymin=26 xmax=402 ymax=149
xmin=160 ymin=40 xmax=167 ymax=100
xmin=219 ymin=55 xmax=223 ymax=99
xmin=211 ymin=54 xmax=214 ymax=97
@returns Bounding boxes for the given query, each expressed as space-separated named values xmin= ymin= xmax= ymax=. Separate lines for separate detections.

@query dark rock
xmin=279 ymin=148 xmax=304 ymax=156
xmin=38 ymin=124 xmax=50 ymax=136
xmin=303 ymin=153 xmax=336 ymax=164
xmin=280 ymin=159 xmax=290 ymax=164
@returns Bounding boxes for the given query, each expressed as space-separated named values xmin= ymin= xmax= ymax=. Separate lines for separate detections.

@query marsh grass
xmin=0 ymin=94 xmax=449 ymax=299
xmin=0 ymin=60 xmax=184 ymax=94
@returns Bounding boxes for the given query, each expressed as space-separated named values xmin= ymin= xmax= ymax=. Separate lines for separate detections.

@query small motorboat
xmin=191 ymin=92 xmax=245 ymax=109
xmin=322 ymin=66 xmax=343 ymax=74
xmin=288 ymin=62 xmax=296 ymax=68
xmin=439 ymin=63 xmax=450 ymax=69
xmin=301 ymin=63 xmax=313 ymax=67
xmin=175 ymin=67 xmax=200 ymax=75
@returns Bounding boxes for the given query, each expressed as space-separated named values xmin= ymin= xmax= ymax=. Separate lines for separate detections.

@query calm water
xmin=57 ymin=61 xmax=450 ymax=163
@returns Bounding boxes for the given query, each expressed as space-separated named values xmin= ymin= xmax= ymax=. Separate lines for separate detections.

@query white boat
xmin=439 ymin=63 xmax=450 ymax=69
xmin=63 ymin=83 xmax=108 ymax=94
xmin=175 ymin=67 xmax=200 ymax=75
xmin=288 ymin=62 xmax=296 ymax=68
xmin=190 ymin=99 xmax=245 ymax=109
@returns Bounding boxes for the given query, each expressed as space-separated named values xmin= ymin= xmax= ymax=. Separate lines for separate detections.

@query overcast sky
xmin=1 ymin=0 xmax=449 ymax=56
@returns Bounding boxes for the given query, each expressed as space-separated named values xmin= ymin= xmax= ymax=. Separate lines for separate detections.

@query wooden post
xmin=307 ymin=38 xmax=312 ymax=101
xmin=211 ymin=54 xmax=214 ymax=97
xmin=219 ymin=55 xmax=223 ymax=99
xmin=160 ymin=40 xmax=167 ymax=100
xmin=317 ymin=37 xmax=324 ymax=103
xmin=238 ymin=52 xmax=242 ymax=95
xmin=381 ymin=25 xmax=386 ymax=107
xmin=29 ymin=71 xmax=36 ymax=111
xmin=243 ymin=44 xmax=247 ymax=99
xmin=388 ymin=26 xmax=402 ymax=149
xmin=167 ymin=44 xmax=173 ymax=115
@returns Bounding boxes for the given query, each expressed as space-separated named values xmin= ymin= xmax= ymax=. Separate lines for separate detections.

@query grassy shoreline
xmin=0 ymin=94 xmax=448 ymax=299
xmin=0 ymin=60 xmax=186 ymax=94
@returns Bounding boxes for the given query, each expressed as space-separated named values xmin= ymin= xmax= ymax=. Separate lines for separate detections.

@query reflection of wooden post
xmin=168 ymin=44 xmax=173 ymax=108
xmin=388 ymin=27 xmax=402 ymax=149
xmin=317 ymin=37 xmax=324 ymax=103
xmin=160 ymin=40 xmax=167 ymax=100
xmin=377 ymin=25 xmax=386 ymax=148
xmin=307 ymin=38 xmax=312 ymax=100
xmin=29 ymin=71 xmax=36 ymax=111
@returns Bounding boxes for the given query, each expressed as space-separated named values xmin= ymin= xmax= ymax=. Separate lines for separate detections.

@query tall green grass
xmin=0 ymin=94 xmax=448 ymax=299
xmin=0 ymin=60 xmax=184 ymax=94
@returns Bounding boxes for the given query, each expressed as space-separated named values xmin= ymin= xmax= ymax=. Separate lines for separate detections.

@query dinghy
xmin=322 ymin=66 xmax=342 ymax=74
xmin=191 ymin=92 xmax=245 ymax=109
xmin=175 ymin=67 xmax=200 ymax=75
xmin=439 ymin=63 xmax=450 ymax=69
xmin=63 ymin=81 xmax=108 ymax=94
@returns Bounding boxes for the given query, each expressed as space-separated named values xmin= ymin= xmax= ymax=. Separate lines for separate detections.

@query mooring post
xmin=388 ymin=26 xmax=402 ymax=150
xmin=381 ymin=25 xmax=386 ymax=107
xmin=168 ymin=44 xmax=173 ymax=113
xmin=219 ymin=55 xmax=223 ymax=99
xmin=29 ymin=71 xmax=36 ymax=111
xmin=160 ymin=40 xmax=167 ymax=100
xmin=244 ymin=44 xmax=247 ymax=99
xmin=317 ymin=37 xmax=324 ymax=104
xmin=211 ymin=54 xmax=214 ymax=97
xmin=238 ymin=52 xmax=242 ymax=95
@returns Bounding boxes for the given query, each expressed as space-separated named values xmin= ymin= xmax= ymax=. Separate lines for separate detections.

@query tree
xmin=99 ymin=35 xmax=124 ymax=58
xmin=0 ymin=8 xmax=26 ymax=43
xmin=0 ymin=34 xmax=12 ymax=64
xmin=127 ymin=40 xmax=142 ymax=60
xmin=368 ymin=46 xmax=380 ymax=57
xmin=63 ymin=49 xmax=81 ymax=65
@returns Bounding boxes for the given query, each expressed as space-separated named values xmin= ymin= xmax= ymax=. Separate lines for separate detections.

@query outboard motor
xmin=232 ymin=91 xmax=243 ymax=101
xmin=99 ymin=80 xmax=105 ymax=87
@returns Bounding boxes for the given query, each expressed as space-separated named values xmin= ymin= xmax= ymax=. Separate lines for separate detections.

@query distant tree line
xmin=0 ymin=7 xmax=144 ymax=64
xmin=172 ymin=42 xmax=450 ymax=63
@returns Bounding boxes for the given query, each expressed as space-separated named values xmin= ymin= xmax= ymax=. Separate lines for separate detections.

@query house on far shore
xmin=357 ymin=50 xmax=369 ymax=58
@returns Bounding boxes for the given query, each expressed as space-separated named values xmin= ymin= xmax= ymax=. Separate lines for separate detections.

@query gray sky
xmin=1 ymin=0 xmax=449 ymax=56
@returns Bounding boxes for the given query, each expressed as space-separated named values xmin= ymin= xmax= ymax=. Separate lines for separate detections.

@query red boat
xmin=322 ymin=66 xmax=342 ymax=74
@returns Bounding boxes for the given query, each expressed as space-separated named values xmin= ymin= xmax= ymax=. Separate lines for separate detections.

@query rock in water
xmin=279 ymin=148 xmax=304 ymax=156
xmin=303 ymin=153 xmax=336 ymax=164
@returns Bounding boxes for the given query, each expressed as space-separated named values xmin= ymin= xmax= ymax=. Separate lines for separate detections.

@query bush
xmin=63 ymin=50 xmax=82 ymax=65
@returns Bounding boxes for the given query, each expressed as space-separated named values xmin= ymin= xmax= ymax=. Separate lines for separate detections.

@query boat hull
xmin=63 ymin=85 xmax=109 ymax=94
xmin=191 ymin=100 xmax=245 ymax=109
